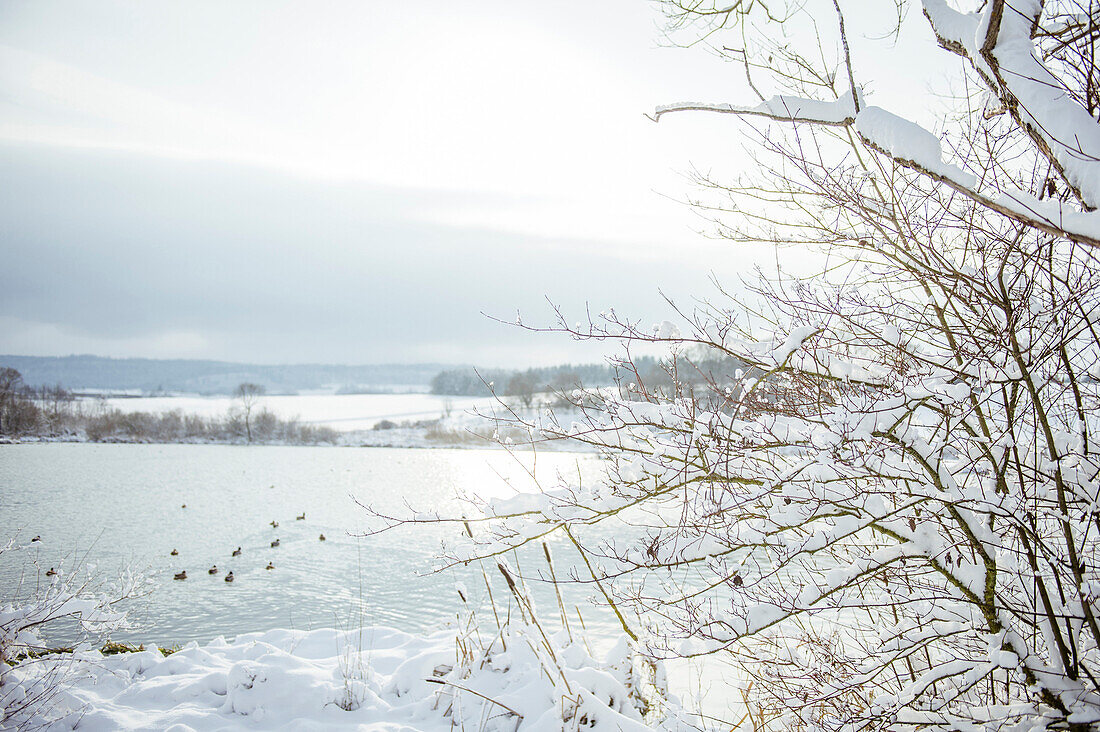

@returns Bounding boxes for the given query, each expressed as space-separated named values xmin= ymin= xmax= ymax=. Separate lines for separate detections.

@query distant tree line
xmin=429 ymin=363 xmax=619 ymax=399
xmin=429 ymin=355 xmax=752 ymax=407
xmin=0 ymin=355 xmax=447 ymax=395
xmin=82 ymin=407 xmax=338 ymax=445
xmin=0 ymin=369 xmax=336 ymax=444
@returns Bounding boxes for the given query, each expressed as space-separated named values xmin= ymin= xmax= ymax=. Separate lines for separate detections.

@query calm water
xmin=0 ymin=443 xmax=606 ymax=646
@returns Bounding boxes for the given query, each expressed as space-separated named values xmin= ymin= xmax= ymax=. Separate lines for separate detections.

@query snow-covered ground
xmin=5 ymin=625 xmax=678 ymax=731
xmin=95 ymin=393 xmax=498 ymax=433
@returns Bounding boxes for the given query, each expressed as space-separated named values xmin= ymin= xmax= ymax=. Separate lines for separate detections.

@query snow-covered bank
xmin=0 ymin=408 xmax=597 ymax=452
xmin=94 ymin=393 xmax=496 ymax=433
xmin=4 ymin=625 xmax=681 ymax=731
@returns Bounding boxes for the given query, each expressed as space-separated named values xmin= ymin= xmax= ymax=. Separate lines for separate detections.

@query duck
xmin=174 ymin=571 xmax=187 ymax=580
xmin=45 ymin=567 xmax=57 ymax=577
xmin=170 ymin=549 xmax=179 ymax=556
xmin=181 ymin=504 xmax=187 ymax=509
xmin=224 ymin=571 xmax=234 ymax=583
xmin=270 ymin=520 xmax=279 ymax=528
xmin=270 ymin=539 xmax=280 ymax=548
xmin=296 ymin=513 xmax=305 ymax=521
xmin=31 ymin=535 xmax=41 ymax=542
xmin=319 ymin=533 xmax=326 ymax=541
xmin=232 ymin=547 xmax=242 ymax=557
xmin=265 ymin=562 xmax=275 ymax=570
xmin=208 ymin=565 xmax=218 ymax=575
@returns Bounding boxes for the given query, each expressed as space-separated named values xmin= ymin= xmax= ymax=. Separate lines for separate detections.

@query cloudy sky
xmin=0 ymin=0 xmax=943 ymax=366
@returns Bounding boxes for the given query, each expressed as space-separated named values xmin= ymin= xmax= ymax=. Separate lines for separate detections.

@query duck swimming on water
xmin=265 ymin=562 xmax=275 ymax=570
xmin=270 ymin=539 xmax=280 ymax=547
xmin=224 ymin=572 xmax=234 ymax=583
xmin=319 ymin=533 xmax=326 ymax=541
xmin=45 ymin=567 xmax=56 ymax=577
xmin=296 ymin=513 xmax=305 ymax=521
xmin=270 ymin=520 xmax=279 ymax=528
xmin=174 ymin=571 xmax=187 ymax=580
xmin=208 ymin=565 xmax=218 ymax=575
xmin=232 ymin=547 xmax=242 ymax=556
xmin=170 ymin=549 xmax=179 ymax=556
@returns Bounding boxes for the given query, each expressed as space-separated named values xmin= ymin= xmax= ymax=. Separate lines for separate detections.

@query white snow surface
xmin=854 ymin=106 xmax=976 ymax=186
xmin=6 ymin=626 xmax=670 ymax=731
xmin=753 ymin=89 xmax=860 ymax=123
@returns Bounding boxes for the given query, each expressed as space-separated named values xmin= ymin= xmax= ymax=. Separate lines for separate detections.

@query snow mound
xmin=3 ymin=625 xmax=680 ymax=730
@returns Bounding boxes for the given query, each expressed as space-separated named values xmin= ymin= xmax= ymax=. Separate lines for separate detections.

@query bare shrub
xmin=0 ymin=538 xmax=147 ymax=728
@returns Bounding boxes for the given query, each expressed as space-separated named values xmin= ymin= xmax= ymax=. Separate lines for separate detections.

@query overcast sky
xmin=0 ymin=0 xmax=946 ymax=366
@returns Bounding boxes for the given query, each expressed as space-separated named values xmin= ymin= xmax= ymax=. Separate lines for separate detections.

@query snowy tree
xmin=378 ymin=1 xmax=1100 ymax=729
xmin=233 ymin=382 xmax=265 ymax=443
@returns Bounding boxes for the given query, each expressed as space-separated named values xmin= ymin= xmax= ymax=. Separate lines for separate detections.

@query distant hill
xmin=0 ymin=355 xmax=450 ymax=395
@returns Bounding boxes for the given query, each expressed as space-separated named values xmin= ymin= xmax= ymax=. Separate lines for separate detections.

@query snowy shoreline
xmin=4 ymin=623 xmax=677 ymax=730
xmin=0 ymin=403 xmax=598 ymax=452
xmin=0 ymin=429 xmax=594 ymax=452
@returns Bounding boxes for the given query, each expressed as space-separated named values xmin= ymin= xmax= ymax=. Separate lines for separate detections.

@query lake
xmin=0 ymin=443 xmax=609 ymax=647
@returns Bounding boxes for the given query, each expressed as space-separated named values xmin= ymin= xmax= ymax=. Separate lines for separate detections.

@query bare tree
xmin=233 ymin=382 xmax=265 ymax=443
xmin=506 ymin=371 xmax=537 ymax=409
xmin=0 ymin=368 xmax=24 ymax=435
xmin=372 ymin=1 xmax=1100 ymax=728
xmin=35 ymin=384 xmax=75 ymax=433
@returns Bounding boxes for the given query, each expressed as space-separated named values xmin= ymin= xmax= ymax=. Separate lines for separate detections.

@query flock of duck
xmin=170 ymin=509 xmax=326 ymax=583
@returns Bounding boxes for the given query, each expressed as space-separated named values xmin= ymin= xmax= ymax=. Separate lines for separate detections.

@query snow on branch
xmin=854 ymin=105 xmax=1100 ymax=247
xmin=922 ymin=0 xmax=1100 ymax=210
xmin=651 ymin=88 xmax=1100 ymax=247
xmin=650 ymin=88 xmax=861 ymax=125
xmin=853 ymin=107 xmax=976 ymax=184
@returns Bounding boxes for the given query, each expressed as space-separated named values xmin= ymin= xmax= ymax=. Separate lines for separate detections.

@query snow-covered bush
xmin=429 ymin=560 xmax=674 ymax=731
xmin=1 ymin=539 xmax=144 ymax=728
xmin=383 ymin=1 xmax=1100 ymax=729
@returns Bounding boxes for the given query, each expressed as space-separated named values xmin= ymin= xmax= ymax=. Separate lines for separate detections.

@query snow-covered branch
xmin=654 ymin=89 xmax=1100 ymax=246
xmin=923 ymin=0 xmax=1100 ymax=210
xmin=651 ymin=88 xmax=861 ymax=125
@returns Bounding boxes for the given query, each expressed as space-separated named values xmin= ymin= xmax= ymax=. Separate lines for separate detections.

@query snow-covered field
xmin=95 ymin=393 xmax=498 ymax=433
